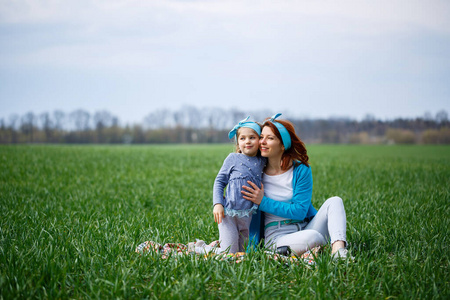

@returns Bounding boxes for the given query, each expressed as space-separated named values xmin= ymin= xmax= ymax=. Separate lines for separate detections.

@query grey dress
xmin=213 ymin=153 xmax=266 ymax=217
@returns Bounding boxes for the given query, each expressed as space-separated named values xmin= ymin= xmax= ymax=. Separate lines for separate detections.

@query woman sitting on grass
xmin=242 ymin=114 xmax=351 ymax=259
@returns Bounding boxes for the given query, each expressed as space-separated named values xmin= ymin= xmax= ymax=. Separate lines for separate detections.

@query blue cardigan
xmin=248 ymin=162 xmax=317 ymax=248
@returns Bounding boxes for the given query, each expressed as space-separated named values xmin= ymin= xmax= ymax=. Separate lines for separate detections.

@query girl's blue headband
xmin=228 ymin=116 xmax=261 ymax=139
xmin=265 ymin=113 xmax=292 ymax=150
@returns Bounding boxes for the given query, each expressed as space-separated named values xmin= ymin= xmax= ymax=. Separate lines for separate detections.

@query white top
xmin=263 ymin=166 xmax=294 ymax=226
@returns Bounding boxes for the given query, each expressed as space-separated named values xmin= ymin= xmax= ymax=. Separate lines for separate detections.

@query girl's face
xmin=259 ymin=126 xmax=284 ymax=158
xmin=237 ymin=127 xmax=260 ymax=156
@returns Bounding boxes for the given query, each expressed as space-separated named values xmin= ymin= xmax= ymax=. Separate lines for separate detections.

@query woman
xmin=242 ymin=113 xmax=351 ymax=259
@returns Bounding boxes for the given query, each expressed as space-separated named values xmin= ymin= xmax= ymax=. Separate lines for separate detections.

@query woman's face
xmin=259 ymin=126 xmax=284 ymax=158
xmin=237 ymin=127 xmax=260 ymax=156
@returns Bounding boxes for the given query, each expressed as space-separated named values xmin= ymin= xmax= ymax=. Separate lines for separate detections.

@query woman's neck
xmin=265 ymin=157 xmax=291 ymax=175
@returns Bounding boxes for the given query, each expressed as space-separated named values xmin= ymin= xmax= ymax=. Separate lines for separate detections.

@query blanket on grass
xmin=135 ymin=240 xmax=321 ymax=266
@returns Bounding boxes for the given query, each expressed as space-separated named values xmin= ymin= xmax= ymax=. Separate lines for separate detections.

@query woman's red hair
xmin=262 ymin=119 xmax=309 ymax=170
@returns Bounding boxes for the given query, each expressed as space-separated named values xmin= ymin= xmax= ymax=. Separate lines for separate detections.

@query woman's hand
xmin=242 ymin=181 xmax=264 ymax=205
xmin=213 ymin=204 xmax=225 ymax=224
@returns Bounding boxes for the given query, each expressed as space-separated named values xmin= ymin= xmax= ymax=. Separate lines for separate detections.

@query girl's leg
xmin=305 ymin=196 xmax=347 ymax=248
xmin=236 ymin=215 xmax=252 ymax=252
xmin=218 ymin=215 xmax=240 ymax=253
xmin=196 ymin=216 xmax=250 ymax=254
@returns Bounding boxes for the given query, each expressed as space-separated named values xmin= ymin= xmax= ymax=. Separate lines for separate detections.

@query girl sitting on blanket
xmin=195 ymin=116 xmax=266 ymax=254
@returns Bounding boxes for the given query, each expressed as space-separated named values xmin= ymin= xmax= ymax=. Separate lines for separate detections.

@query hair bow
xmin=266 ymin=113 xmax=291 ymax=150
xmin=228 ymin=116 xmax=261 ymax=139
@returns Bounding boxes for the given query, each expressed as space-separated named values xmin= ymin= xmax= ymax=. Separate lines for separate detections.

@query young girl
xmin=195 ymin=116 xmax=266 ymax=254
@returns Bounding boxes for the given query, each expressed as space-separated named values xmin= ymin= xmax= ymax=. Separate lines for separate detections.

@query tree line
xmin=0 ymin=107 xmax=449 ymax=144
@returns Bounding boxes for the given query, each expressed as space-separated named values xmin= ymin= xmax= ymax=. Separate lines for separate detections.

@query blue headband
xmin=266 ymin=113 xmax=291 ymax=150
xmin=228 ymin=116 xmax=261 ymax=139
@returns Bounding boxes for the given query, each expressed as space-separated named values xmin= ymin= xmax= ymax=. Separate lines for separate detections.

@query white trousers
xmin=196 ymin=214 xmax=252 ymax=254
xmin=218 ymin=214 xmax=252 ymax=253
xmin=264 ymin=196 xmax=347 ymax=254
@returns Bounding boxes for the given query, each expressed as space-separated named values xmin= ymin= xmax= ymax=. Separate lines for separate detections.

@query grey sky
xmin=1 ymin=0 xmax=449 ymax=125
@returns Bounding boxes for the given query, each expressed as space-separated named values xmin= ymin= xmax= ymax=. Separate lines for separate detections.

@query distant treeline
xmin=1 ymin=107 xmax=449 ymax=144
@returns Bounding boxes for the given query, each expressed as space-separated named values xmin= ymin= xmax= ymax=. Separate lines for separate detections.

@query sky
xmin=1 ymin=0 xmax=449 ymax=125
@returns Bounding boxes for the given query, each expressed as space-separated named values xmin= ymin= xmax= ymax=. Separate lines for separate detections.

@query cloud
xmin=1 ymin=0 xmax=449 ymax=121
xmin=2 ymin=1 xmax=449 ymax=42
xmin=2 ymin=0 xmax=449 ymax=29
xmin=2 ymin=0 xmax=449 ymax=72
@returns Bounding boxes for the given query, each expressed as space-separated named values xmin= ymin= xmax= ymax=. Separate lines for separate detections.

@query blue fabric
xmin=213 ymin=153 xmax=266 ymax=216
xmin=248 ymin=208 xmax=264 ymax=251
xmin=247 ymin=162 xmax=317 ymax=249
xmin=267 ymin=113 xmax=291 ymax=150
xmin=228 ymin=116 xmax=262 ymax=139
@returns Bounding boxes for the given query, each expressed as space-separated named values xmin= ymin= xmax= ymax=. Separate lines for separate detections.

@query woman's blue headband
xmin=265 ymin=113 xmax=292 ymax=150
xmin=228 ymin=116 xmax=261 ymax=139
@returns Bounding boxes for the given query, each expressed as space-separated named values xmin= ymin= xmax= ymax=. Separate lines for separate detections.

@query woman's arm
xmin=242 ymin=164 xmax=313 ymax=221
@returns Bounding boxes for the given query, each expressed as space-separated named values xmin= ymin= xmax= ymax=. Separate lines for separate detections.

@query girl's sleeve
xmin=212 ymin=154 xmax=234 ymax=207
xmin=258 ymin=165 xmax=313 ymax=220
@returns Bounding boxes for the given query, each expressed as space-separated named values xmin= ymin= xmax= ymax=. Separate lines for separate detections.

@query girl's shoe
xmin=331 ymin=248 xmax=354 ymax=260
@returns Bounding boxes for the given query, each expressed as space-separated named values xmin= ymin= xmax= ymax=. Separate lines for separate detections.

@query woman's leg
xmin=265 ymin=223 xmax=326 ymax=255
xmin=275 ymin=228 xmax=327 ymax=255
xmin=263 ymin=197 xmax=347 ymax=256
xmin=305 ymin=196 xmax=347 ymax=249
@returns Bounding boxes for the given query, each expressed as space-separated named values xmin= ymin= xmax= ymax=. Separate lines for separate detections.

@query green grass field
xmin=1 ymin=144 xmax=449 ymax=299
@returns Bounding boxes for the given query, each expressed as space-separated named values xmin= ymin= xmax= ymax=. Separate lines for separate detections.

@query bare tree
xmin=53 ymin=110 xmax=66 ymax=131
xmin=109 ymin=116 xmax=122 ymax=143
xmin=8 ymin=114 xmax=19 ymax=130
xmin=423 ymin=111 xmax=433 ymax=121
xmin=184 ymin=105 xmax=202 ymax=128
xmin=144 ymin=109 xmax=175 ymax=129
xmin=173 ymin=110 xmax=185 ymax=127
xmin=70 ymin=109 xmax=91 ymax=131
xmin=93 ymin=110 xmax=114 ymax=142
xmin=20 ymin=112 xmax=36 ymax=142
xmin=436 ymin=110 xmax=448 ymax=124
xmin=206 ymin=107 xmax=229 ymax=129
xmin=8 ymin=114 xmax=19 ymax=143
xmin=0 ymin=118 xmax=5 ymax=143
xmin=39 ymin=112 xmax=53 ymax=141
xmin=2 ymin=107 xmax=449 ymax=144
xmin=93 ymin=110 xmax=112 ymax=130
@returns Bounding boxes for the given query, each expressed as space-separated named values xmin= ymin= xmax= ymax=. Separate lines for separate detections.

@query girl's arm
xmin=212 ymin=154 xmax=234 ymax=207
xmin=242 ymin=164 xmax=313 ymax=221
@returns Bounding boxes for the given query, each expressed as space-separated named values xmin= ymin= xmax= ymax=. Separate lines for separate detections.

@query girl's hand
xmin=213 ymin=204 xmax=225 ymax=224
xmin=242 ymin=181 xmax=264 ymax=205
